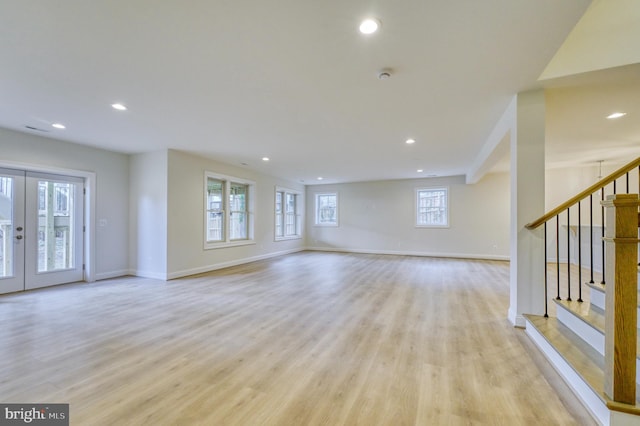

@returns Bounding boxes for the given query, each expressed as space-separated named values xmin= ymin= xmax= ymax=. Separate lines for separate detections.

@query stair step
xmin=584 ymin=282 xmax=640 ymax=325
xmin=525 ymin=314 xmax=640 ymax=424
xmin=555 ymin=299 xmax=640 ymax=357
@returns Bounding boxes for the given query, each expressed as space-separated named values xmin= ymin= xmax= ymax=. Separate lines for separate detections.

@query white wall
xmin=0 ymin=127 xmax=129 ymax=279
xmin=305 ymin=173 xmax=510 ymax=260
xmin=166 ymin=149 xmax=305 ymax=278
xmin=129 ymin=151 xmax=168 ymax=279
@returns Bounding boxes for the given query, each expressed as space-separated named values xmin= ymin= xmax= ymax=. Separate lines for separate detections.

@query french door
xmin=0 ymin=168 xmax=84 ymax=294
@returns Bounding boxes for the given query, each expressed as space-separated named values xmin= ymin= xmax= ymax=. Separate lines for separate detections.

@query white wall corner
xmin=466 ymin=96 xmax=516 ymax=184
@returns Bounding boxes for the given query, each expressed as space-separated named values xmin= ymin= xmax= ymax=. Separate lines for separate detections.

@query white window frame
xmin=274 ymin=186 xmax=303 ymax=241
xmin=204 ymin=171 xmax=256 ymax=249
xmin=415 ymin=187 xmax=449 ymax=228
xmin=314 ymin=192 xmax=338 ymax=227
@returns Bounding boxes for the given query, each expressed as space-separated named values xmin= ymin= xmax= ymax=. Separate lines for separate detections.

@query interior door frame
xmin=0 ymin=160 xmax=96 ymax=283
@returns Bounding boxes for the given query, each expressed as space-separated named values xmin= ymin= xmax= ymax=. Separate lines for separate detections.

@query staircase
xmin=522 ymin=158 xmax=640 ymax=426
xmin=524 ymin=277 xmax=640 ymax=425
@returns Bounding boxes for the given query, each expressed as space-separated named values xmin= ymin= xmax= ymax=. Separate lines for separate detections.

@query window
xmin=229 ymin=182 xmax=248 ymax=240
xmin=416 ymin=187 xmax=449 ymax=227
xmin=205 ymin=172 xmax=255 ymax=248
xmin=315 ymin=193 xmax=338 ymax=226
xmin=206 ymin=178 xmax=224 ymax=242
xmin=275 ymin=187 xmax=302 ymax=240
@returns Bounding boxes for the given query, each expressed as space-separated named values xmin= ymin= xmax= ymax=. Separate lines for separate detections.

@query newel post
xmin=602 ymin=194 xmax=639 ymax=404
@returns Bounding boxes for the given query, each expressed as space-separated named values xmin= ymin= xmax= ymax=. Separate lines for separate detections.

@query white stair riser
xmin=589 ymin=288 xmax=640 ymax=327
xmin=556 ymin=303 xmax=640 ymax=385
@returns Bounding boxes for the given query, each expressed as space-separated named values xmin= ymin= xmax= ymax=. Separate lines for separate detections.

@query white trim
xmin=167 ymin=248 xmax=304 ymax=280
xmin=590 ymin=287 xmax=606 ymax=311
xmin=204 ymin=171 xmax=256 ymax=249
xmin=205 ymin=240 xmax=256 ymax=250
xmin=94 ymin=269 xmax=131 ymax=281
xmin=0 ymin=160 xmax=96 ymax=283
xmin=131 ymin=269 xmax=168 ymax=280
xmin=275 ymin=235 xmax=302 ymax=242
xmin=507 ymin=308 xmax=526 ymax=328
xmin=304 ymin=246 xmax=509 ymax=261
xmin=524 ymin=319 xmax=607 ymax=426
xmin=275 ymin=186 xmax=303 ymax=241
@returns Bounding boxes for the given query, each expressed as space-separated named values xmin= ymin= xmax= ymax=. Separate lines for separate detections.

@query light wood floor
xmin=0 ymin=252 xmax=595 ymax=425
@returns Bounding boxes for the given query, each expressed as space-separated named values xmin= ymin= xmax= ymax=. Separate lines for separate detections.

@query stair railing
xmin=526 ymin=157 xmax=640 ymax=317
xmin=526 ymin=156 xmax=640 ymax=405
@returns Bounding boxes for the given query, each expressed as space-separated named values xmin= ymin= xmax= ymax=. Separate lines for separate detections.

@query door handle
xmin=16 ymin=235 xmax=23 ymax=240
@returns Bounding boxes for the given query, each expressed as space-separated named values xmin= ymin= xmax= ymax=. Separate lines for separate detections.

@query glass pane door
xmin=25 ymin=172 xmax=84 ymax=290
xmin=0 ymin=168 xmax=25 ymax=294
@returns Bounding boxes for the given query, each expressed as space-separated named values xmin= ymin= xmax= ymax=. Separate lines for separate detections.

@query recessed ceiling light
xmin=406 ymin=138 xmax=416 ymax=144
xmin=606 ymin=112 xmax=626 ymax=119
xmin=51 ymin=123 xmax=66 ymax=129
xmin=112 ymin=103 xmax=127 ymax=111
xmin=417 ymin=169 xmax=423 ymax=173
xmin=262 ymin=157 xmax=270 ymax=162
xmin=317 ymin=177 xmax=324 ymax=181
xmin=359 ymin=18 xmax=380 ymax=34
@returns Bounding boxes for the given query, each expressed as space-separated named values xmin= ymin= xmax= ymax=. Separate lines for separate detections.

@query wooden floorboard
xmin=0 ymin=252 xmax=595 ymax=425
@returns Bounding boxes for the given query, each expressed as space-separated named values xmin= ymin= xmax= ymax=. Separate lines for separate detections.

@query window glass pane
xmin=206 ymin=178 xmax=224 ymax=241
xmin=316 ymin=194 xmax=337 ymax=225
xmin=0 ymin=176 xmax=14 ymax=278
xmin=275 ymin=192 xmax=283 ymax=237
xmin=417 ymin=188 xmax=448 ymax=226
xmin=285 ymin=193 xmax=296 ymax=236
xmin=37 ymin=180 xmax=76 ymax=272
xmin=230 ymin=183 xmax=248 ymax=240
xmin=54 ymin=183 xmax=70 ymax=216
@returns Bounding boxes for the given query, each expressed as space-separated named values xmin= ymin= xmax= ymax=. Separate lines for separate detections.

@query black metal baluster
xmin=544 ymin=222 xmax=549 ymax=317
xmin=589 ymin=193 xmax=594 ymax=284
xmin=626 ymin=172 xmax=630 ymax=193
xmin=567 ymin=208 xmax=571 ymax=301
xmin=613 ymin=179 xmax=617 ymax=194
xmin=601 ymin=187 xmax=605 ymax=285
xmin=578 ymin=200 xmax=583 ymax=302
xmin=556 ymin=215 xmax=561 ymax=300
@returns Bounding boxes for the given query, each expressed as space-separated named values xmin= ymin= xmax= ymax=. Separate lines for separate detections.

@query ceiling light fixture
xmin=317 ymin=177 xmax=324 ymax=181
xmin=112 ymin=103 xmax=127 ymax=111
xmin=406 ymin=138 xmax=415 ymax=144
xmin=417 ymin=169 xmax=423 ymax=173
xmin=262 ymin=157 xmax=270 ymax=162
xmin=606 ymin=112 xmax=626 ymax=119
xmin=359 ymin=18 xmax=380 ymax=34
xmin=51 ymin=123 xmax=66 ymax=129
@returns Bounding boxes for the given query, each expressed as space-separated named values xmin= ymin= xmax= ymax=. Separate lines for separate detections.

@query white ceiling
xmin=4 ymin=0 xmax=636 ymax=185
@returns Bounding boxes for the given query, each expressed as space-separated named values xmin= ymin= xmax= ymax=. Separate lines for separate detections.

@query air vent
xmin=24 ymin=125 xmax=49 ymax=132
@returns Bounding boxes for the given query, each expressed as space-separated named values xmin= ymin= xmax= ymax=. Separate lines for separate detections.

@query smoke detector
xmin=378 ymin=68 xmax=393 ymax=80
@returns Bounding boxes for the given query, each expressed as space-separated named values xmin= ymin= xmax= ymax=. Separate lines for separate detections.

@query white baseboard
xmin=130 ymin=269 xmax=168 ymax=280
xmin=166 ymin=248 xmax=305 ymax=280
xmin=94 ymin=270 xmax=131 ymax=281
xmin=304 ymin=246 xmax=509 ymax=262
xmin=507 ymin=308 xmax=526 ymax=328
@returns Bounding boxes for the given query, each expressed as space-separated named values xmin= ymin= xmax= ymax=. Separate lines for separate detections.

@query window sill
xmin=204 ymin=240 xmax=256 ymax=250
xmin=275 ymin=235 xmax=302 ymax=242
